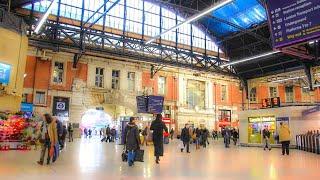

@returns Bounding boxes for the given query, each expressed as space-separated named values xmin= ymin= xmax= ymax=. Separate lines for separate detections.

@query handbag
xmin=121 ymin=146 xmax=128 ymax=162
xmin=134 ymin=149 xmax=144 ymax=162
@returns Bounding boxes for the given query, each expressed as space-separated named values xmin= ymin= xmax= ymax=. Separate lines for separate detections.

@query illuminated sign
xmin=266 ymin=0 xmax=320 ymax=48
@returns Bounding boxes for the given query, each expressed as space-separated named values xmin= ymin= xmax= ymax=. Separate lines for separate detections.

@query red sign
xmin=162 ymin=118 xmax=171 ymax=124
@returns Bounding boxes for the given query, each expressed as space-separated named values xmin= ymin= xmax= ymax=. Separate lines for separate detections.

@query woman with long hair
xmin=150 ymin=114 xmax=168 ymax=164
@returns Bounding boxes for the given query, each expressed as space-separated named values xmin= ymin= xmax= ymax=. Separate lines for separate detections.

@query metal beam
xmin=303 ymin=62 xmax=314 ymax=91
xmin=87 ymin=0 xmax=120 ymax=29
xmin=83 ymin=0 xmax=109 ymax=26
xmin=27 ymin=20 xmax=236 ymax=77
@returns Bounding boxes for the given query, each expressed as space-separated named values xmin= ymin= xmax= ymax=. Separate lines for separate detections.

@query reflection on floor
xmin=0 ymin=138 xmax=319 ymax=180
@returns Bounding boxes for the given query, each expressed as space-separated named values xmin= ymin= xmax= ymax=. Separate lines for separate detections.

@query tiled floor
xmin=0 ymin=138 xmax=319 ymax=180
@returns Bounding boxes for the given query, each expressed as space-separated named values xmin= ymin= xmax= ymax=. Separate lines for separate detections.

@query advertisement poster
xmin=52 ymin=97 xmax=69 ymax=117
xmin=0 ymin=62 xmax=11 ymax=85
xmin=266 ymin=0 xmax=320 ymax=48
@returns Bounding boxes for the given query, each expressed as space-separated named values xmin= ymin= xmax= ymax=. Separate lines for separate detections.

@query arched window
xmin=249 ymin=87 xmax=257 ymax=102
xmin=24 ymin=0 xmax=219 ymax=52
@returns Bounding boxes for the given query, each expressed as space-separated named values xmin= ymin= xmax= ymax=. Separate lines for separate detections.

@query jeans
xmin=127 ymin=150 xmax=136 ymax=166
xmin=183 ymin=141 xmax=190 ymax=152
xmin=263 ymin=138 xmax=271 ymax=150
xmin=281 ymin=141 xmax=290 ymax=155
xmin=39 ymin=141 xmax=51 ymax=164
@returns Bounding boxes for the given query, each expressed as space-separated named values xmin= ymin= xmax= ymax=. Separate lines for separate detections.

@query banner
xmin=52 ymin=97 xmax=69 ymax=117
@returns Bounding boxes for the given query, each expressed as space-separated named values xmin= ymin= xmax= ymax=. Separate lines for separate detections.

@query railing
xmin=0 ymin=8 xmax=27 ymax=34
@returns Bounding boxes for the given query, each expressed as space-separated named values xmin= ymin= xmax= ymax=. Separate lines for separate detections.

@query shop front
xmin=248 ymin=116 xmax=276 ymax=144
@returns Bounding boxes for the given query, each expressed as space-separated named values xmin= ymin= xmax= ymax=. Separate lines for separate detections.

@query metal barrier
xmin=296 ymin=131 xmax=320 ymax=155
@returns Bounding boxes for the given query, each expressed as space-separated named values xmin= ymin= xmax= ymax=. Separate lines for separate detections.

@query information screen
xmin=136 ymin=96 xmax=148 ymax=113
xmin=148 ymin=95 xmax=164 ymax=114
xmin=266 ymin=0 xmax=320 ymax=48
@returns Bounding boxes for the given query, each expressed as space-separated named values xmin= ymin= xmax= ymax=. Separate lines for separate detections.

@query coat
xmin=47 ymin=120 xmax=58 ymax=145
xmin=279 ymin=124 xmax=291 ymax=142
xmin=181 ymin=127 xmax=191 ymax=142
xmin=150 ymin=120 xmax=168 ymax=156
xmin=124 ymin=123 xmax=140 ymax=151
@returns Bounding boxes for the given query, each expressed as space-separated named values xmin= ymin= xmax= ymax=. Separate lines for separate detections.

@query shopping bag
xmin=164 ymin=137 xmax=169 ymax=144
xmin=134 ymin=149 xmax=144 ymax=162
xmin=122 ymin=151 xmax=128 ymax=162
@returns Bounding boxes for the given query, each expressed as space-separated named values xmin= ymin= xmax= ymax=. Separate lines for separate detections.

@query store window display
xmin=248 ymin=116 xmax=276 ymax=144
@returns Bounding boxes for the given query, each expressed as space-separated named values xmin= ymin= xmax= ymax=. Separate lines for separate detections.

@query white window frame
xmin=34 ymin=91 xmax=47 ymax=105
xmin=112 ymin=70 xmax=120 ymax=90
xmin=158 ymin=76 xmax=166 ymax=95
xmin=249 ymin=87 xmax=257 ymax=103
xmin=285 ymin=86 xmax=294 ymax=103
xmin=221 ymin=84 xmax=227 ymax=101
xmin=269 ymin=86 xmax=278 ymax=98
xmin=52 ymin=61 xmax=66 ymax=85
xmin=95 ymin=67 xmax=104 ymax=88
xmin=127 ymin=72 xmax=135 ymax=91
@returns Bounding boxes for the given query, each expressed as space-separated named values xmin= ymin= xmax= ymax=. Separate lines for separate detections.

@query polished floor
xmin=0 ymin=138 xmax=319 ymax=180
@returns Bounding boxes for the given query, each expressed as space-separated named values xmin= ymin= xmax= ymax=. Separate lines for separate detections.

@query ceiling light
xmin=220 ymin=50 xmax=281 ymax=68
xmin=271 ymin=75 xmax=304 ymax=83
xmin=34 ymin=0 xmax=57 ymax=34
xmin=145 ymin=0 xmax=233 ymax=44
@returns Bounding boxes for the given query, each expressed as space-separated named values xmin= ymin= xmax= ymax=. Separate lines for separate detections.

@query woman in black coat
xmin=150 ymin=114 xmax=168 ymax=164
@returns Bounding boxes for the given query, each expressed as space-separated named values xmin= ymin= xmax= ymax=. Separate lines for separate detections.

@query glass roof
xmin=201 ymin=0 xmax=267 ymax=38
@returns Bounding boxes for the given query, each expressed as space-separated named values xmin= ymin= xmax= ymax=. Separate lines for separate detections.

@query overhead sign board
xmin=136 ymin=95 xmax=164 ymax=114
xmin=136 ymin=96 xmax=148 ymax=113
xmin=266 ymin=0 xmax=320 ymax=48
xmin=0 ymin=62 xmax=11 ymax=85
xmin=148 ymin=95 xmax=164 ymax=114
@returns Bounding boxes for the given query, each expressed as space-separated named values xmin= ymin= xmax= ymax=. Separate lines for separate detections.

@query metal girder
xmin=303 ymin=62 xmax=314 ymax=91
xmin=28 ymin=20 xmax=235 ymax=77
xmin=220 ymin=23 xmax=268 ymax=43
xmin=83 ymin=0 xmax=109 ymax=26
xmin=209 ymin=16 xmax=271 ymax=46
xmin=87 ymin=0 xmax=120 ymax=29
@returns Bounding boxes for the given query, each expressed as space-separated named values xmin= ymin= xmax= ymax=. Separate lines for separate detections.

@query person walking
xmin=142 ymin=126 xmax=148 ymax=146
xmin=224 ymin=128 xmax=231 ymax=148
xmin=201 ymin=127 xmax=209 ymax=148
xmin=195 ymin=128 xmax=201 ymax=149
xmin=106 ymin=125 xmax=111 ymax=142
xmin=37 ymin=114 xmax=58 ymax=165
xmin=61 ymin=125 xmax=67 ymax=149
xmin=181 ymin=124 xmax=191 ymax=153
xmin=68 ymin=123 xmax=73 ymax=142
xmin=232 ymin=129 xmax=239 ymax=146
xmin=124 ymin=117 xmax=141 ymax=166
xmin=279 ymin=122 xmax=291 ymax=155
xmin=84 ymin=128 xmax=88 ymax=138
xmin=150 ymin=114 xmax=168 ymax=164
xmin=262 ymin=127 xmax=271 ymax=151
xmin=170 ymin=128 xmax=174 ymax=140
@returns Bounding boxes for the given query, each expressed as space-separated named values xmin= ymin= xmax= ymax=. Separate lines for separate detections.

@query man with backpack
xmin=124 ymin=117 xmax=141 ymax=166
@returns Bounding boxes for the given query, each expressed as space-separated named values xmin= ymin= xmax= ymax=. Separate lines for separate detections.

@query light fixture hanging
xmin=34 ymin=0 xmax=57 ymax=34
xmin=220 ymin=50 xmax=281 ymax=68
